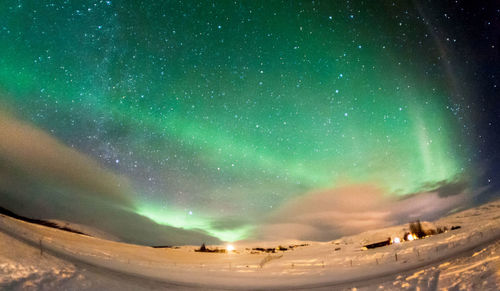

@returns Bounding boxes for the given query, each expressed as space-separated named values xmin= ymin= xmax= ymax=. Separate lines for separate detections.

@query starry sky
xmin=0 ymin=1 xmax=498 ymax=243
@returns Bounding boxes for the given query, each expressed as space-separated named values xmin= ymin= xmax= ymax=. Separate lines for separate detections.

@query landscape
xmin=0 ymin=0 xmax=499 ymax=290
xmin=1 ymin=199 xmax=499 ymax=289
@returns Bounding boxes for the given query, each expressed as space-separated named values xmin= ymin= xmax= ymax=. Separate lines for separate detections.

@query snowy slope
xmin=1 ymin=200 xmax=500 ymax=290
xmin=46 ymin=220 xmax=122 ymax=242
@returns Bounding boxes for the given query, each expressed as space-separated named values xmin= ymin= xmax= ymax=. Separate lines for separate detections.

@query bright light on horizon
xmin=226 ymin=244 xmax=235 ymax=252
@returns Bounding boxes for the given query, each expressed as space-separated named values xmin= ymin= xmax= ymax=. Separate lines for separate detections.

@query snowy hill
xmin=46 ymin=220 xmax=122 ymax=242
xmin=1 ymin=200 xmax=500 ymax=290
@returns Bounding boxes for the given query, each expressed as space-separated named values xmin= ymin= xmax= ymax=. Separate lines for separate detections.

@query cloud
xmin=0 ymin=111 xmax=133 ymax=206
xmin=412 ymin=178 xmax=469 ymax=198
xmin=0 ymin=109 xmax=477 ymax=245
xmin=254 ymin=182 xmax=472 ymax=241
xmin=0 ymin=111 xmax=219 ymax=245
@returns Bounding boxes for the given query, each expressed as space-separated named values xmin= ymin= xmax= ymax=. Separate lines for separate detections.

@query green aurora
xmin=0 ymin=1 xmax=469 ymax=241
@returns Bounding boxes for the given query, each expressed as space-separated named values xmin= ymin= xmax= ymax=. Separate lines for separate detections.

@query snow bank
xmin=1 ymin=200 xmax=499 ymax=289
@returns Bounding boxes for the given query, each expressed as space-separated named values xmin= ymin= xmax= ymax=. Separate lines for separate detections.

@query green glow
xmin=0 ymin=1 xmax=470 ymax=242
xmin=136 ymin=204 xmax=252 ymax=242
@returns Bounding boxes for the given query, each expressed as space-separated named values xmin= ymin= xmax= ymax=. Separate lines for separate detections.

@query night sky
xmin=0 ymin=1 xmax=498 ymax=243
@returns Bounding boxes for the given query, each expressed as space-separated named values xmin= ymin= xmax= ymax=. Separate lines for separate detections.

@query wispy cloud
xmin=0 ymin=110 xmax=219 ymax=245
xmin=0 ymin=111 xmax=132 ymax=206
xmin=254 ymin=183 xmax=472 ymax=241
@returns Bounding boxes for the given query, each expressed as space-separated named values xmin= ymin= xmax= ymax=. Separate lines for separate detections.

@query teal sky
xmin=0 ymin=1 xmax=471 ymax=242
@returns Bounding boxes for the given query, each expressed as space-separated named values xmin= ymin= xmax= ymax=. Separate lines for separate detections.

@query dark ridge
xmin=151 ymin=245 xmax=180 ymax=249
xmin=0 ymin=205 xmax=89 ymax=236
xmin=364 ymin=238 xmax=392 ymax=249
xmin=194 ymin=243 xmax=226 ymax=253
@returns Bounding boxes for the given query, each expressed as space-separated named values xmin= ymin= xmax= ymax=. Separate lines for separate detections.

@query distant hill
xmin=0 ymin=205 xmax=88 ymax=237
xmin=47 ymin=219 xmax=122 ymax=242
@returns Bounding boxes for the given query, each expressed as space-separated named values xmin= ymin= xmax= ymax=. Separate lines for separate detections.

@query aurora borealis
xmin=1 ymin=1 xmax=492 ymax=243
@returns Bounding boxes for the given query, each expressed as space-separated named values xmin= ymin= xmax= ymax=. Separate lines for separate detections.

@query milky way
xmin=0 ymin=1 xmax=475 ymax=241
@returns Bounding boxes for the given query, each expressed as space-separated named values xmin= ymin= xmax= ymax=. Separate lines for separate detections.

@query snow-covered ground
xmin=1 ymin=201 xmax=500 ymax=290
xmin=46 ymin=220 xmax=122 ymax=242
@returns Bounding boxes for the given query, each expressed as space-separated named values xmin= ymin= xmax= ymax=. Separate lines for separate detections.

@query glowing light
xmin=392 ymin=237 xmax=401 ymax=244
xmin=226 ymin=244 xmax=235 ymax=252
xmin=407 ymin=234 xmax=415 ymax=241
xmin=136 ymin=204 xmax=253 ymax=242
xmin=0 ymin=1 xmax=470 ymax=243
